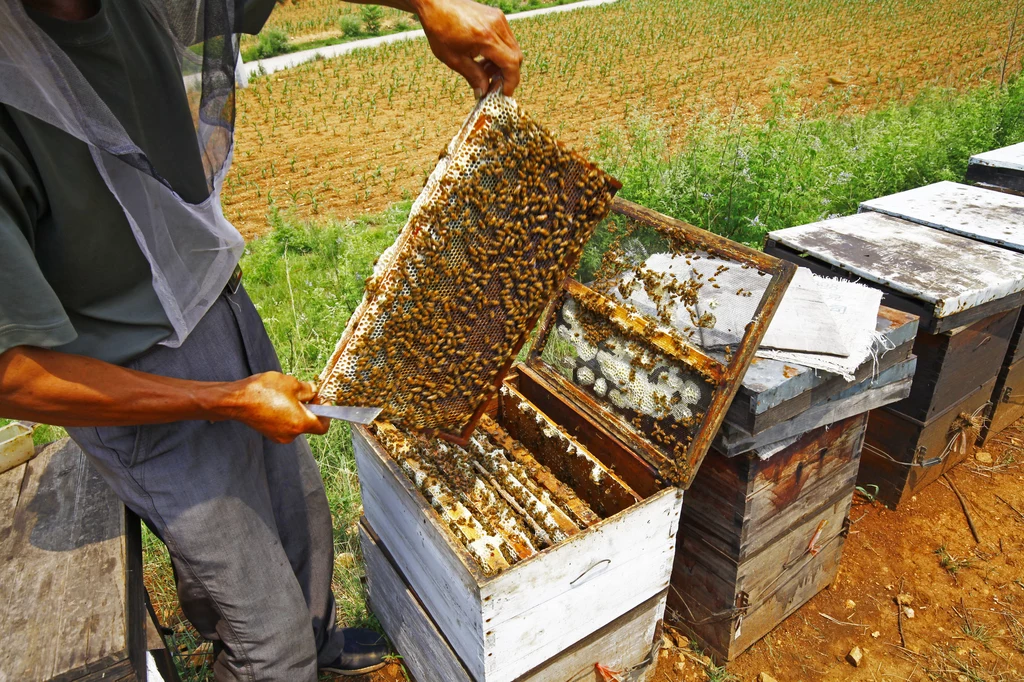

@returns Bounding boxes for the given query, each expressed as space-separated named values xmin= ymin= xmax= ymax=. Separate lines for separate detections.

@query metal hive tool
xmin=529 ymin=199 xmax=796 ymax=488
xmin=315 ymin=91 xmax=621 ymax=440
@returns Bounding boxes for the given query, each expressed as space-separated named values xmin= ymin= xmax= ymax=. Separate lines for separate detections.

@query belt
xmin=225 ymin=264 xmax=243 ymax=295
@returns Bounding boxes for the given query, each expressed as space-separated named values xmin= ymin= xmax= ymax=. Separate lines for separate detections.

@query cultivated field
xmin=225 ymin=0 xmax=1019 ymax=238
xmin=240 ymin=0 xmax=570 ymax=48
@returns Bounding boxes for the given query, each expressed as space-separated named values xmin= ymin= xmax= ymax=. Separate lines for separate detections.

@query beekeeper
xmin=0 ymin=0 xmax=521 ymax=678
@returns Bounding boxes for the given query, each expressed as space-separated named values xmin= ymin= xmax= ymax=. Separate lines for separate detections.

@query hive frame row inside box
xmin=355 ymin=198 xmax=795 ymax=681
xmin=765 ymin=200 xmax=1024 ymax=507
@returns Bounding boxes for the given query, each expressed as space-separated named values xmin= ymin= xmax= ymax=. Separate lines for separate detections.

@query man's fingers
xmin=479 ymin=43 xmax=521 ymax=95
xmin=294 ymin=379 xmax=317 ymax=402
xmin=451 ymin=54 xmax=491 ymax=98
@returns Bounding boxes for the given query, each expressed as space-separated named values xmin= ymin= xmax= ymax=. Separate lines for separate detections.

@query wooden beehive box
xmin=765 ymin=212 xmax=1024 ymax=504
xmin=670 ymin=413 xmax=867 ymax=661
xmin=665 ymin=306 xmax=916 ymax=660
xmin=360 ymin=519 xmax=668 ymax=682
xmin=353 ymin=375 xmax=683 ymax=682
xmin=860 ymin=375 xmax=996 ymax=507
xmin=717 ymin=306 xmax=918 ymax=454
xmin=967 ymin=141 xmax=1024 ymax=196
xmin=859 ymin=180 xmax=1024 ymax=445
xmin=354 ymin=198 xmax=791 ymax=681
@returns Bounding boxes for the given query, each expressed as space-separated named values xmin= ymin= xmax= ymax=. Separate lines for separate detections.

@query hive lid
xmin=314 ymin=91 xmax=620 ymax=441
xmin=527 ymin=198 xmax=795 ymax=488
xmin=766 ymin=212 xmax=1024 ymax=333
xmin=970 ymin=142 xmax=1024 ymax=172
xmin=726 ymin=305 xmax=919 ymax=436
xmin=860 ymin=181 xmax=1024 ymax=253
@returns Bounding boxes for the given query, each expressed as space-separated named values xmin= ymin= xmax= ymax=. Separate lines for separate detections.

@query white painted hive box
xmin=352 ymin=381 xmax=683 ymax=682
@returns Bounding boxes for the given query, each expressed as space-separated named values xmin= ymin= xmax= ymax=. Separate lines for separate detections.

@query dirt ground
xmin=323 ymin=420 xmax=1024 ymax=682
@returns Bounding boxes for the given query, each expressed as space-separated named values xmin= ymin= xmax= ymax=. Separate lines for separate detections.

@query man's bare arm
xmin=0 ymin=346 xmax=329 ymax=443
xmin=344 ymin=0 xmax=523 ymax=97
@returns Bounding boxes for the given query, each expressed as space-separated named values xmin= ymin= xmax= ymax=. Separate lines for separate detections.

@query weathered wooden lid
xmin=860 ymin=181 xmax=1024 ymax=253
xmin=967 ymin=143 xmax=1024 ymax=196
xmin=970 ymin=142 xmax=1024 ymax=172
xmin=726 ymin=305 xmax=919 ymax=436
xmin=765 ymin=212 xmax=1024 ymax=333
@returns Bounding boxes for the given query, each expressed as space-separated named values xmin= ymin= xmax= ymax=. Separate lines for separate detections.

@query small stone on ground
xmin=847 ymin=646 xmax=864 ymax=667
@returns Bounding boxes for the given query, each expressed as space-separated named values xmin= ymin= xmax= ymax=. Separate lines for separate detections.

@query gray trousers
xmin=68 ymin=287 xmax=342 ymax=681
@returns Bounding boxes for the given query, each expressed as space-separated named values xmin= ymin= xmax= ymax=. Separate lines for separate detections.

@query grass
xmin=935 ymin=544 xmax=974 ymax=580
xmin=587 ymin=71 xmax=1024 ymax=248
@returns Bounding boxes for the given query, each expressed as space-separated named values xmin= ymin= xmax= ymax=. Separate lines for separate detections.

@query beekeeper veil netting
xmin=0 ymin=0 xmax=250 ymax=347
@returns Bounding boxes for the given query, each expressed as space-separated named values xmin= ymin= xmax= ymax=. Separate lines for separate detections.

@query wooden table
xmin=0 ymin=438 xmax=146 ymax=681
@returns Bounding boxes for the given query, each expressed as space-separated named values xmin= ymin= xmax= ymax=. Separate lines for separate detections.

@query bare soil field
xmin=225 ymin=0 xmax=1019 ymax=238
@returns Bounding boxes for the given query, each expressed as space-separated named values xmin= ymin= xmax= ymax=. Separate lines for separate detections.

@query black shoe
xmin=319 ymin=628 xmax=389 ymax=676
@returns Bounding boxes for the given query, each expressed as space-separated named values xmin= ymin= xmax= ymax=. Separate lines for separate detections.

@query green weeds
xmin=590 ymin=74 xmax=1024 ymax=247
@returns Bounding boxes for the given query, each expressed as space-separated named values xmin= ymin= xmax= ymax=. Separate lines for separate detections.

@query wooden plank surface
xmin=860 ymin=375 xmax=997 ymax=508
xmin=860 ymin=181 xmax=1024 ymax=252
xmin=716 ymin=358 xmax=915 ymax=455
xmin=766 ymin=212 xmax=1024 ymax=322
xmin=892 ymin=308 xmax=1017 ymax=422
xmin=683 ymin=415 xmax=863 ymax=564
xmin=0 ymin=438 xmax=138 ymax=681
xmin=361 ymin=521 xmax=476 ymax=682
xmin=670 ymin=502 xmax=848 ymax=662
xmin=982 ymin=354 xmax=1024 ymax=443
xmin=728 ymin=306 xmax=918 ymax=434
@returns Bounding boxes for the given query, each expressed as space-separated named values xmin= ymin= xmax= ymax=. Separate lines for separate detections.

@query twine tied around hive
xmin=941 ymin=404 xmax=990 ymax=461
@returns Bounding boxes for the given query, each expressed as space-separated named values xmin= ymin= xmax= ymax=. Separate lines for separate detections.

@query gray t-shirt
xmin=0 ymin=0 xmax=272 ymax=365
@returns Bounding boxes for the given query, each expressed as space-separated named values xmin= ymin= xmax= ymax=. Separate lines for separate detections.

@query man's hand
xmin=0 ymin=346 xmax=330 ymax=444
xmin=219 ymin=373 xmax=330 ymax=443
xmin=359 ymin=0 xmax=522 ymax=97
xmin=414 ymin=0 xmax=523 ymax=97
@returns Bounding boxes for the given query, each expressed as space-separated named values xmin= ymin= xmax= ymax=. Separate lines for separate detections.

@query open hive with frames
xmin=526 ymin=198 xmax=796 ymax=488
xmin=315 ymin=90 xmax=620 ymax=441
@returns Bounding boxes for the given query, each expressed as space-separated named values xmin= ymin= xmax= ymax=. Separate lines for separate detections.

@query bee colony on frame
xmin=315 ymin=90 xmax=620 ymax=440
xmin=370 ymin=409 xmax=616 ymax=575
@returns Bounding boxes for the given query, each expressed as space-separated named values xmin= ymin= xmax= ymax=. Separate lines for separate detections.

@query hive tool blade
xmin=305 ymin=404 xmax=383 ymax=425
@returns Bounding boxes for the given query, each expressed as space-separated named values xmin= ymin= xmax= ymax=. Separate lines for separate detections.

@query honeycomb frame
xmin=315 ymin=91 xmax=621 ymax=441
